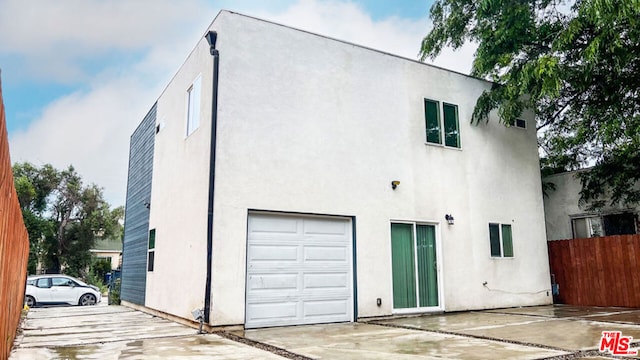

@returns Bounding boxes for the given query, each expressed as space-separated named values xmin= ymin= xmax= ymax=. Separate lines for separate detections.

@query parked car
xmin=24 ymin=275 xmax=102 ymax=307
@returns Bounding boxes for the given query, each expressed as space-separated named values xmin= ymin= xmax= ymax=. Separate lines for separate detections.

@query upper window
xmin=507 ymin=118 xmax=527 ymax=129
xmin=424 ymin=99 xmax=460 ymax=148
xmin=186 ymin=76 xmax=202 ymax=136
xmin=572 ymin=212 xmax=637 ymax=238
xmin=572 ymin=216 xmax=602 ymax=238
xmin=489 ymin=223 xmax=513 ymax=258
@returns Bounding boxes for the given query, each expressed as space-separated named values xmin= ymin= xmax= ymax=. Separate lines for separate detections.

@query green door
xmin=391 ymin=223 xmax=439 ymax=309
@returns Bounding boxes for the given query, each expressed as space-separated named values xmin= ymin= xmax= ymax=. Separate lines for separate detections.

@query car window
xmin=36 ymin=278 xmax=51 ymax=288
xmin=52 ymin=277 xmax=73 ymax=287
xmin=26 ymin=279 xmax=36 ymax=286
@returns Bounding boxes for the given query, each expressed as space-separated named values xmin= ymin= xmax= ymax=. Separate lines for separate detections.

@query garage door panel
xmin=249 ymin=216 xmax=299 ymax=234
xmin=304 ymin=245 xmax=348 ymax=262
xmin=246 ymin=213 xmax=353 ymax=329
xmin=248 ymin=245 xmax=299 ymax=262
xmin=246 ymin=302 xmax=298 ymax=320
xmin=303 ymin=218 xmax=348 ymax=236
xmin=248 ymin=273 xmax=298 ymax=291
xmin=303 ymin=273 xmax=348 ymax=290
xmin=303 ymin=299 xmax=349 ymax=317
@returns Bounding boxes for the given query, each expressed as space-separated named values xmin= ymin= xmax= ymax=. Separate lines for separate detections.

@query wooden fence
xmin=0 ymin=72 xmax=30 ymax=359
xmin=548 ymin=235 xmax=640 ymax=307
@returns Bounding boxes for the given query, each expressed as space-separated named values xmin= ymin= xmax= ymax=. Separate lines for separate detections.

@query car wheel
xmin=79 ymin=293 xmax=96 ymax=306
xmin=25 ymin=295 xmax=36 ymax=307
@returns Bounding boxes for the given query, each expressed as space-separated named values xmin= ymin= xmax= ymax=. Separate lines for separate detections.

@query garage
xmin=245 ymin=212 xmax=354 ymax=329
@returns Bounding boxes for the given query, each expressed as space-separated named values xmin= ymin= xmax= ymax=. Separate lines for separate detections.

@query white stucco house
xmin=121 ymin=10 xmax=552 ymax=330
xmin=543 ymin=170 xmax=640 ymax=240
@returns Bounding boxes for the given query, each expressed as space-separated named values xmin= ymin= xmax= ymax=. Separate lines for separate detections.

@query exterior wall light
xmin=391 ymin=180 xmax=400 ymax=190
xmin=445 ymin=214 xmax=455 ymax=225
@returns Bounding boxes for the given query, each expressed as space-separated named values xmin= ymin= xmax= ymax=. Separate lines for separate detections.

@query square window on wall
xmin=572 ymin=216 xmax=601 ymax=238
xmin=186 ymin=76 xmax=202 ymax=136
xmin=489 ymin=223 xmax=513 ymax=258
xmin=424 ymin=98 xmax=460 ymax=148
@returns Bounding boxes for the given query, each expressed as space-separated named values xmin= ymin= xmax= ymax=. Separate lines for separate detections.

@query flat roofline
xmin=216 ymin=9 xmax=486 ymax=83
xmin=151 ymin=8 xmax=492 ymax=118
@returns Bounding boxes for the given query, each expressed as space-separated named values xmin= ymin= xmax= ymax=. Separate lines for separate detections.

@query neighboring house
xmin=121 ymin=10 xmax=552 ymax=329
xmin=90 ymin=237 xmax=123 ymax=270
xmin=543 ymin=170 xmax=640 ymax=240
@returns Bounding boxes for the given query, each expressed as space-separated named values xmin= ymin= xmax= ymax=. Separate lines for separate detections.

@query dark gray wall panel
xmin=121 ymin=103 xmax=156 ymax=305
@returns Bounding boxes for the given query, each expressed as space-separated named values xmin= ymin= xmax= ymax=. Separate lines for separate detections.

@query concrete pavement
xmin=11 ymin=304 xmax=640 ymax=359
xmin=240 ymin=305 xmax=640 ymax=359
xmin=10 ymin=305 xmax=283 ymax=359
xmin=240 ymin=322 xmax=567 ymax=359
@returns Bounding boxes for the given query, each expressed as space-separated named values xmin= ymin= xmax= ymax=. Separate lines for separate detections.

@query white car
xmin=25 ymin=275 xmax=102 ymax=307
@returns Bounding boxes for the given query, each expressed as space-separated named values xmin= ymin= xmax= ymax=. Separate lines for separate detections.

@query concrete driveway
xmin=10 ymin=305 xmax=283 ymax=360
xmin=11 ymin=304 xmax=640 ymax=359
xmin=239 ymin=305 xmax=640 ymax=359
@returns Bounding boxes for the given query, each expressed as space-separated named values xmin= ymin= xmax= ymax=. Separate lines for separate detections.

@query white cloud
xmin=7 ymin=0 xmax=476 ymax=207
xmin=9 ymin=78 xmax=156 ymax=205
xmin=6 ymin=0 xmax=220 ymax=205
xmin=0 ymin=0 xmax=217 ymax=83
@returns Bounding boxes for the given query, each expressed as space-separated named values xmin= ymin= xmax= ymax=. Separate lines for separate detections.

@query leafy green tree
xmin=12 ymin=162 xmax=123 ymax=277
xmin=420 ymin=0 xmax=640 ymax=207
xmin=90 ymin=258 xmax=113 ymax=284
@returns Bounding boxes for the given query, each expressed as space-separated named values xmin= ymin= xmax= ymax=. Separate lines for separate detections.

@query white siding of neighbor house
xmin=543 ymin=171 xmax=640 ymax=240
xmin=146 ymin=10 xmax=551 ymax=326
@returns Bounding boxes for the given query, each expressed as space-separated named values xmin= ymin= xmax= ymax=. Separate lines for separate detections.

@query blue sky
xmin=0 ymin=0 xmax=474 ymax=206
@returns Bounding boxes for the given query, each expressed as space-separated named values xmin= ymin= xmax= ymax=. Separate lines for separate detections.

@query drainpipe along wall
xmin=204 ymin=31 xmax=219 ymax=324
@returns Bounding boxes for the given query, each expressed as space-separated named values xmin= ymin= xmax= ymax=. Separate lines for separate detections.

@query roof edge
xmin=218 ymin=9 xmax=487 ymax=83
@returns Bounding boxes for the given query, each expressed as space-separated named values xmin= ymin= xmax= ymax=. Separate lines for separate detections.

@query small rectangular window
xmin=489 ymin=223 xmax=514 ymax=258
xmin=507 ymin=118 xmax=527 ymax=129
xmin=489 ymin=223 xmax=501 ymax=257
xmin=572 ymin=216 xmax=602 ymax=238
xmin=443 ymin=103 xmax=460 ymax=148
xmin=148 ymin=229 xmax=155 ymax=250
xmin=603 ymin=213 xmax=636 ymax=236
xmin=424 ymin=99 xmax=441 ymax=144
xmin=186 ymin=76 xmax=202 ymax=136
xmin=148 ymin=252 xmax=154 ymax=272
xmin=148 ymin=228 xmax=156 ymax=272
xmin=502 ymin=224 xmax=513 ymax=257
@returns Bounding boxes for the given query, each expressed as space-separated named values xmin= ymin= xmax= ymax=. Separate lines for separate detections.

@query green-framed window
xmin=424 ymin=99 xmax=460 ymax=148
xmin=443 ymin=103 xmax=460 ymax=148
xmin=148 ymin=229 xmax=156 ymax=272
xmin=424 ymin=99 xmax=441 ymax=144
xmin=489 ymin=223 xmax=513 ymax=258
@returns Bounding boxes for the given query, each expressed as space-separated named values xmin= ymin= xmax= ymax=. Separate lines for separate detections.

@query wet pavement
xmin=11 ymin=304 xmax=640 ymax=359
xmin=10 ymin=305 xmax=283 ymax=359
xmin=240 ymin=322 xmax=567 ymax=359
xmin=374 ymin=308 xmax=640 ymax=352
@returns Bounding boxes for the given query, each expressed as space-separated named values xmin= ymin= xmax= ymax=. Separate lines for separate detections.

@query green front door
xmin=391 ymin=223 xmax=439 ymax=309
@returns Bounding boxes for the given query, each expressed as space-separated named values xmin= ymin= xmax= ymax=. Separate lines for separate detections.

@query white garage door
xmin=245 ymin=212 xmax=353 ymax=329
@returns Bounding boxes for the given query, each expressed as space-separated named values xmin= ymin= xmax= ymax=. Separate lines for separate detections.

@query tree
xmin=12 ymin=162 xmax=123 ymax=277
xmin=420 ymin=0 xmax=640 ymax=207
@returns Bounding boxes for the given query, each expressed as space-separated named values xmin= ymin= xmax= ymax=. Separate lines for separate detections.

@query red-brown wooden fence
xmin=0 ymin=72 xmax=30 ymax=360
xmin=548 ymin=235 xmax=640 ymax=307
